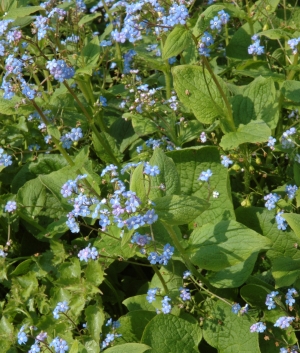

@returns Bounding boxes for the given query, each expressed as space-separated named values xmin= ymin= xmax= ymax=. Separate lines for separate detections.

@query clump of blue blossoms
xmin=183 ymin=270 xmax=191 ymax=279
xmin=0 ymin=148 xmax=13 ymax=167
xmin=53 ymin=301 xmax=69 ymax=319
xmin=148 ymin=243 xmax=174 ymax=266
xmin=265 ymin=291 xmax=279 ymax=310
xmin=276 ymin=210 xmax=288 ymax=230
xmin=221 ymin=155 xmax=233 ymax=168
xmin=274 ymin=316 xmax=295 ymax=329
xmin=231 ymin=303 xmax=241 ymax=314
xmin=288 ymin=37 xmax=300 ymax=54
xmin=17 ymin=326 xmax=28 ymax=345
xmin=264 ymin=193 xmax=280 ymax=210
xmin=161 ymin=296 xmax=172 ymax=314
xmin=101 ymin=318 xmax=122 ymax=350
xmin=267 ymin=136 xmax=276 ymax=150
xmin=4 ymin=200 xmax=17 ymax=212
xmin=250 ymin=322 xmax=266 ymax=333
xmin=286 ymin=288 xmax=297 ymax=307
xmin=286 ymin=185 xmax=298 ymax=200
xmin=46 ymin=59 xmax=75 ymax=82
xmin=146 ymin=288 xmax=159 ymax=303
xmin=198 ymin=169 xmax=213 ymax=182
xmin=144 ymin=163 xmax=160 ymax=176
xmin=78 ymin=243 xmax=98 ymax=262
xmin=49 ymin=336 xmax=69 ymax=353
xmin=179 ymin=287 xmax=191 ymax=301
xmin=281 ymin=127 xmax=296 ymax=149
xmin=248 ymin=34 xmax=264 ymax=55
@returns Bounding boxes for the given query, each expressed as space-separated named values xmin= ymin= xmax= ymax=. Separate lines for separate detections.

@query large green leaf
xmin=17 ymin=178 xmax=47 ymax=217
xmin=226 ymin=21 xmax=262 ymax=60
xmin=168 ymin=147 xmax=235 ymax=226
xmin=6 ymin=5 xmax=43 ymax=18
xmin=187 ymin=220 xmax=271 ymax=271
xmin=231 ymin=76 xmax=279 ymax=128
xmin=85 ymin=304 xmax=105 ymax=343
xmin=141 ymin=314 xmax=202 ymax=353
xmin=282 ymin=80 xmax=300 ymax=103
xmin=220 ymin=120 xmax=271 ymax=150
xmin=153 ymin=195 xmax=209 ymax=225
xmin=162 ymin=25 xmax=193 ymax=60
xmin=172 ymin=65 xmax=230 ymax=124
xmin=105 ymin=343 xmax=151 ymax=353
xmin=148 ymin=148 xmax=180 ymax=199
xmin=203 ymin=300 xmax=260 ymax=353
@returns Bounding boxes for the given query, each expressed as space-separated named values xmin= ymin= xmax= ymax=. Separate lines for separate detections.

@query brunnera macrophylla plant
xmin=2 ymin=0 xmax=300 ymax=352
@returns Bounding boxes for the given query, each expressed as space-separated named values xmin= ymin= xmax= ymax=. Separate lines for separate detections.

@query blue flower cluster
xmin=198 ymin=11 xmax=230 ymax=57
xmin=0 ymin=249 xmax=7 ymax=258
xmin=78 ymin=243 xmax=98 ymax=262
xmin=286 ymin=288 xmax=298 ymax=307
xmin=53 ymin=301 xmax=69 ymax=319
xmin=46 ymin=59 xmax=75 ymax=82
xmin=49 ymin=337 xmax=69 ymax=353
xmin=101 ymin=318 xmax=122 ymax=350
xmin=148 ymin=243 xmax=174 ymax=266
xmin=60 ymin=127 xmax=83 ymax=149
xmin=179 ymin=287 xmax=191 ymax=301
xmin=110 ymin=0 xmax=189 ymax=44
xmin=136 ymin=136 xmax=178 ymax=154
xmin=161 ymin=296 xmax=172 ymax=314
xmin=17 ymin=326 xmax=49 ymax=351
xmin=17 ymin=326 xmax=28 ymax=345
xmin=131 ymin=232 xmax=151 ymax=248
xmin=276 ymin=210 xmax=288 ymax=230
xmin=231 ymin=303 xmax=241 ymax=314
xmin=250 ymin=322 xmax=266 ymax=333
xmin=198 ymin=169 xmax=213 ymax=182
xmin=62 ymin=163 xmax=159 ymax=234
xmin=281 ymin=127 xmax=296 ymax=149
xmin=144 ymin=163 xmax=160 ymax=176
xmin=264 ymin=193 xmax=280 ymax=210
xmin=4 ymin=200 xmax=17 ymax=212
xmin=248 ymin=34 xmax=264 ymax=55
xmin=288 ymin=37 xmax=300 ymax=54
xmin=221 ymin=155 xmax=233 ymax=168
xmin=146 ymin=288 xmax=159 ymax=303
xmin=274 ymin=316 xmax=295 ymax=329
xmin=0 ymin=148 xmax=12 ymax=167
xmin=265 ymin=290 xmax=278 ymax=310
xmin=286 ymin=185 xmax=298 ymax=200
xmin=267 ymin=136 xmax=276 ymax=150
xmin=183 ymin=270 xmax=191 ymax=279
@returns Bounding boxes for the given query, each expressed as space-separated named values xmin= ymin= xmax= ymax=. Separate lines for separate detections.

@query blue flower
xmin=274 ymin=316 xmax=295 ymax=329
xmin=231 ymin=303 xmax=241 ymax=314
xmin=146 ymin=288 xmax=159 ymax=303
xmin=265 ymin=291 xmax=279 ymax=310
xmin=4 ymin=200 xmax=17 ymax=212
xmin=286 ymin=288 xmax=297 ymax=307
xmin=183 ymin=270 xmax=191 ymax=279
xmin=264 ymin=193 xmax=280 ymax=210
xmin=161 ymin=296 xmax=172 ymax=314
xmin=53 ymin=301 xmax=69 ymax=319
xmin=17 ymin=326 xmax=28 ymax=345
xmin=250 ymin=322 xmax=266 ymax=333
xmin=267 ymin=136 xmax=276 ymax=150
xmin=286 ymin=185 xmax=298 ymax=200
xmin=276 ymin=211 xmax=288 ymax=230
xmin=179 ymin=287 xmax=191 ymax=301
xmin=221 ymin=155 xmax=233 ymax=167
xmin=198 ymin=169 xmax=213 ymax=182
xmin=144 ymin=163 xmax=160 ymax=176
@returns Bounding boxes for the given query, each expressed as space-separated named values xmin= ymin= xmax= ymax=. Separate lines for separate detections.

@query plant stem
xmin=163 ymin=223 xmax=213 ymax=290
xmin=63 ymin=82 xmax=120 ymax=166
xmin=152 ymin=265 xmax=169 ymax=294
xmin=202 ymin=57 xmax=235 ymax=133
xmin=164 ymin=63 xmax=172 ymax=100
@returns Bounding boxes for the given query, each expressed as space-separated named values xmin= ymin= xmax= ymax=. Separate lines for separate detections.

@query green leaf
xmin=282 ymin=80 xmax=300 ymax=103
xmin=82 ymin=36 xmax=100 ymax=67
xmin=240 ymin=284 xmax=270 ymax=309
xmin=141 ymin=314 xmax=202 ymax=353
xmin=10 ymin=258 xmax=33 ymax=276
xmin=187 ymin=220 xmax=271 ymax=271
xmin=17 ymin=178 xmax=47 ymax=217
xmin=231 ymin=76 xmax=279 ymax=128
xmin=123 ymin=295 xmax=156 ymax=312
xmin=130 ymin=163 xmax=147 ymax=202
xmin=85 ymin=304 xmax=105 ymax=343
xmin=168 ymin=147 xmax=235 ymax=226
xmin=162 ymin=26 xmax=193 ymax=60
xmin=118 ymin=311 xmax=156 ymax=343
xmin=78 ymin=13 xmax=101 ymax=26
xmin=85 ymin=260 xmax=104 ymax=287
xmin=226 ymin=21 xmax=262 ymax=60
xmin=172 ymin=65 xmax=230 ymax=124
xmin=47 ymin=124 xmax=61 ymax=140
xmin=148 ymin=148 xmax=180 ymax=199
xmin=219 ymin=120 xmax=271 ymax=150
xmin=208 ymin=252 xmax=259 ymax=288
xmin=282 ymin=213 xmax=300 ymax=238
xmin=203 ymin=300 xmax=260 ymax=353
xmin=5 ymin=5 xmax=43 ymax=18
xmin=105 ymin=343 xmax=151 ymax=353
xmin=0 ymin=316 xmax=14 ymax=345
xmin=0 ymin=93 xmax=33 ymax=115
xmin=69 ymin=340 xmax=79 ymax=353
xmin=29 ymin=154 xmax=68 ymax=175
xmin=130 ymin=114 xmax=157 ymax=137
xmin=134 ymin=48 xmax=167 ymax=71
xmin=92 ymin=131 xmax=123 ymax=164
xmin=258 ymin=29 xmax=289 ymax=40
xmin=154 ymin=195 xmax=209 ymax=225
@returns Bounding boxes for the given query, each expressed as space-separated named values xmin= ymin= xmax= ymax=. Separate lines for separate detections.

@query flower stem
xmin=152 ymin=265 xmax=169 ymax=294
